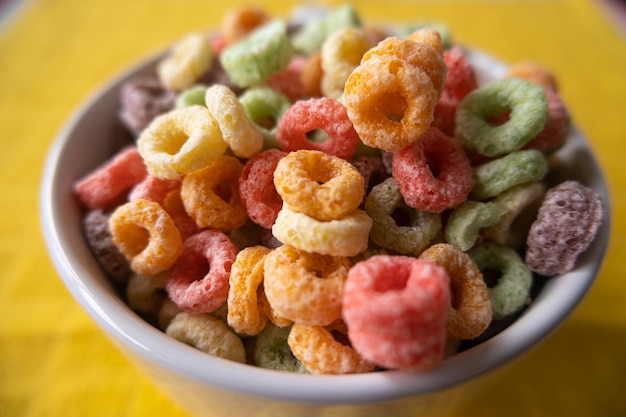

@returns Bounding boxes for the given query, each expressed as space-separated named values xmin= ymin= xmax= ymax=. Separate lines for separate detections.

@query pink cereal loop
xmin=74 ymin=146 xmax=148 ymax=210
xmin=276 ymin=97 xmax=361 ymax=160
xmin=166 ymin=229 xmax=238 ymax=314
xmin=342 ymin=255 xmax=450 ymax=370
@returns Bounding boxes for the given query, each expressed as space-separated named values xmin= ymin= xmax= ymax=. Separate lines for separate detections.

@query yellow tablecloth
xmin=1 ymin=0 xmax=625 ymax=415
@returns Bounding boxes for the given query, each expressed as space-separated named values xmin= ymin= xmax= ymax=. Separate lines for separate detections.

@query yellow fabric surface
xmin=1 ymin=0 xmax=625 ymax=416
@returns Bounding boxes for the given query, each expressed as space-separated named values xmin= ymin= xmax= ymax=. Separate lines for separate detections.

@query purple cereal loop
xmin=119 ymin=77 xmax=176 ymax=136
xmin=525 ymin=180 xmax=603 ymax=276
xmin=83 ymin=209 xmax=131 ymax=284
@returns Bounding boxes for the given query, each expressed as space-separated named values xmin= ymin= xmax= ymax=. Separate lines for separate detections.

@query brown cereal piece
xmin=525 ymin=181 xmax=603 ymax=276
xmin=83 ymin=209 xmax=131 ymax=284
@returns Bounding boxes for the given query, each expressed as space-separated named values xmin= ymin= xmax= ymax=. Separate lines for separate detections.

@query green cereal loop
xmin=471 ymin=149 xmax=547 ymax=201
xmin=219 ymin=20 xmax=293 ymax=88
xmin=291 ymin=4 xmax=361 ymax=55
xmin=365 ymin=177 xmax=441 ymax=256
xmin=254 ymin=323 xmax=309 ymax=373
xmin=174 ymin=84 xmax=208 ymax=109
xmin=238 ymin=86 xmax=291 ymax=149
xmin=468 ymin=242 xmax=533 ymax=320
xmin=455 ymin=78 xmax=548 ymax=157
xmin=444 ymin=201 xmax=507 ymax=251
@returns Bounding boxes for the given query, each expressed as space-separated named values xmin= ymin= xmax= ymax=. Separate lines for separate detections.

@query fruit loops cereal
xmin=73 ymin=4 xmax=605 ymax=375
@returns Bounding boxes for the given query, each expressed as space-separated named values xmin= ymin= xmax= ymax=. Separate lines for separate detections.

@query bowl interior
xmin=40 ymin=48 xmax=611 ymax=404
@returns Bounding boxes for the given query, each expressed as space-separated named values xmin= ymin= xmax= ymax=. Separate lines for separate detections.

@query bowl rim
xmin=39 ymin=47 xmax=612 ymax=404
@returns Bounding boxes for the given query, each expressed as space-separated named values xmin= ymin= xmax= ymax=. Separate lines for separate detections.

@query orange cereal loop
xmin=288 ymin=323 xmax=376 ymax=375
xmin=263 ymin=245 xmax=351 ymax=326
xmin=109 ymin=199 xmax=183 ymax=276
xmin=227 ymin=246 xmax=271 ymax=336
xmin=505 ymin=61 xmax=558 ymax=92
xmin=419 ymin=243 xmax=492 ymax=340
xmin=221 ymin=6 xmax=270 ymax=44
xmin=273 ymin=150 xmax=364 ymax=221
xmin=180 ymin=155 xmax=248 ymax=231
xmin=300 ymin=53 xmax=323 ymax=97
xmin=161 ymin=188 xmax=199 ymax=240
xmin=406 ymin=28 xmax=444 ymax=55
xmin=137 ymin=106 xmax=228 ymax=179
xmin=361 ymin=37 xmax=447 ymax=97
xmin=258 ymin=289 xmax=293 ymax=328
xmin=345 ymin=55 xmax=439 ymax=152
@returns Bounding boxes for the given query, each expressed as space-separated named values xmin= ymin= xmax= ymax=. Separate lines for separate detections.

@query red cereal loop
xmin=74 ymin=146 xmax=148 ymax=210
xmin=432 ymin=91 xmax=457 ymax=137
xmin=276 ymin=97 xmax=360 ymax=160
xmin=266 ymin=56 xmax=308 ymax=102
xmin=166 ymin=229 xmax=238 ymax=314
xmin=342 ymin=255 xmax=450 ymax=370
xmin=129 ymin=175 xmax=182 ymax=204
xmin=432 ymin=47 xmax=478 ymax=136
xmin=392 ymin=127 xmax=474 ymax=213
xmin=239 ymin=149 xmax=287 ymax=229
xmin=523 ymin=88 xmax=569 ymax=152
xmin=441 ymin=47 xmax=478 ymax=101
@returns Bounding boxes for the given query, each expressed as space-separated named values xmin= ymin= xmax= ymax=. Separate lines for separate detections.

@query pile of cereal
xmin=73 ymin=4 xmax=603 ymax=373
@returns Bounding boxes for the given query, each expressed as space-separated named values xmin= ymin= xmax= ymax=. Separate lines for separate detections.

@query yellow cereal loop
xmin=320 ymin=27 xmax=374 ymax=99
xmin=205 ymin=84 xmax=263 ymax=158
xmin=180 ymin=155 xmax=248 ymax=231
xmin=273 ymin=150 xmax=365 ymax=221
xmin=137 ymin=106 xmax=227 ymax=179
xmin=227 ymin=246 xmax=271 ymax=336
xmin=166 ymin=312 xmax=246 ymax=363
xmin=272 ymin=203 xmax=372 ymax=257
xmin=263 ymin=245 xmax=351 ymax=326
xmin=157 ymin=33 xmax=213 ymax=91
xmin=288 ymin=323 xmax=376 ymax=375
xmin=109 ymin=199 xmax=183 ymax=276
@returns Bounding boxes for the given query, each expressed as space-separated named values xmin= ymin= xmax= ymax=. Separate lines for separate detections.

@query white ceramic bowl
xmin=40 ymin=49 xmax=611 ymax=417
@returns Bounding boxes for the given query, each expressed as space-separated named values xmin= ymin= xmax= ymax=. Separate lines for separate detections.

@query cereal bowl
xmin=40 ymin=37 xmax=611 ymax=417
